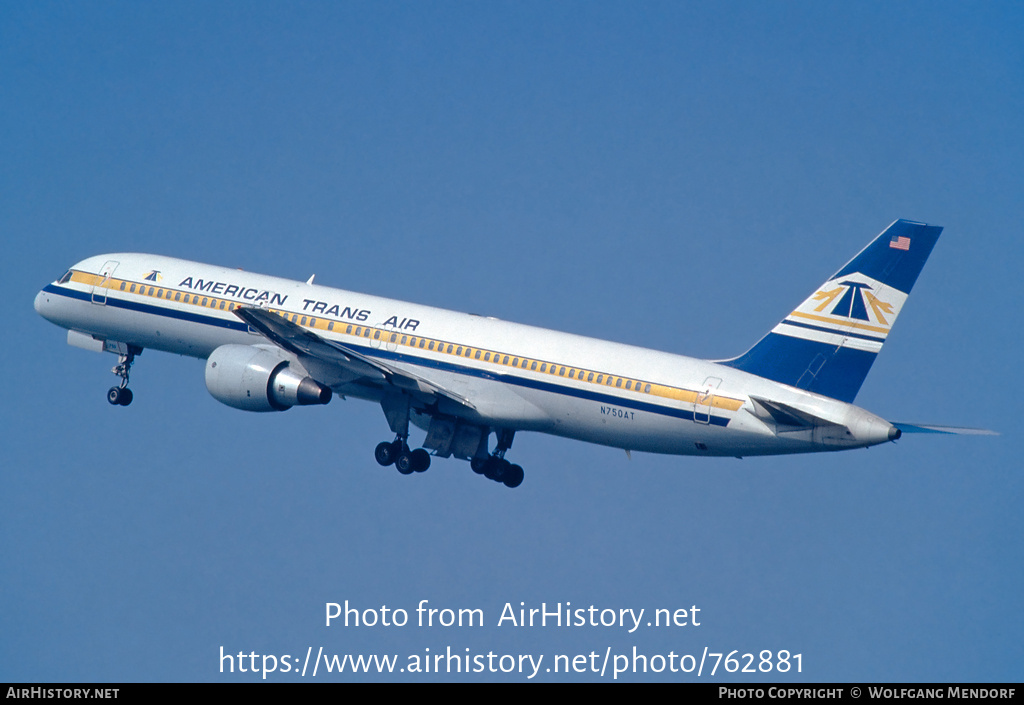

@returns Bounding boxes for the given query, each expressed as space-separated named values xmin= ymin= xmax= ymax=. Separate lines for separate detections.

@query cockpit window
xmin=58 ymin=270 xmax=73 ymax=284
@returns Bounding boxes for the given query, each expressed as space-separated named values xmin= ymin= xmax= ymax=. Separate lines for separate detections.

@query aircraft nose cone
xmin=35 ymin=288 xmax=59 ymax=324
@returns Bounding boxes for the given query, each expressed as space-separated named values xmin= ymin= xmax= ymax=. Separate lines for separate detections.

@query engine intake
xmin=205 ymin=344 xmax=332 ymax=412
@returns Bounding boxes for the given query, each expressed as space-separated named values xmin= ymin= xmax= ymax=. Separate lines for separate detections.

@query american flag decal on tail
xmin=889 ymin=235 xmax=911 ymax=251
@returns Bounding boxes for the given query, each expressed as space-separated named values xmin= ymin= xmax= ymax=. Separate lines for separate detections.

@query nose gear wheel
xmin=106 ymin=346 xmax=141 ymax=406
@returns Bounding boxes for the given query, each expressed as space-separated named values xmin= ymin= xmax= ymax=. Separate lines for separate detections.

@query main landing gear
xmin=374 ymin=393 xmax=431 ymax=475
xmin=470 ymin=428 xmax=524 ymax=488
xmin=471 ymin=456 xmax=524 ymax=488
xmin=375 ymin=438 xmax=431 ymax=474
xmin=373 ymin=394 xmax=525 ymax=487
xmin=107 ymin=345 xmax=141 ymax=406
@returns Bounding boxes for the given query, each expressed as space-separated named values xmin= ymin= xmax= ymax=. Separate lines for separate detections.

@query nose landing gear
xmin=106 ymin=345 xmax=141 ymax=406
xmin=107 ymin=385 xmax=133 ymax=406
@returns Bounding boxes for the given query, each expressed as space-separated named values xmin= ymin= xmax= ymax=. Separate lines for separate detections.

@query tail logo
xmin=773 ymin=271 xmax=908 ymax=354
xmin=812 ymin=280 xmax=895 ymax=325
xmin=722 ymin=219 xmax=941 ymax=403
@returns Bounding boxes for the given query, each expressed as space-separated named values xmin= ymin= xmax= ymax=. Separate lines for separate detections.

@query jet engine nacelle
xmin=205 ymin=344 xmax=332 ymax=412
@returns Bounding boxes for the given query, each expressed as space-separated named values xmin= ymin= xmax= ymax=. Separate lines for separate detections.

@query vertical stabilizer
xmin=721 ymin=219 xmax=942 ymax=402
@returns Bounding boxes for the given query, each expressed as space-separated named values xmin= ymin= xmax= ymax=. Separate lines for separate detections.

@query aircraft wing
xmin=233 ymin=307 xmax=477 ymax=411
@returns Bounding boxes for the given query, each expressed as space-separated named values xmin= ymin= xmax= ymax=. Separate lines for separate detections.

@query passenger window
xmin=559 ymin=367 xmax=565 ymax=376
xmin=540 ymin=363 xmax=547 ymax=372
xmin=596 ymin=375 xmax=603 ymax=384
xmin=644 ymin=384 xmax=651 ymax=393
xmin=419 ymin=339 xmax=425 ymax=348
xmin=355 ymin=327 xmax=362 ymax=336
xmin=484 ymin=352 xmax=490 ymax=361
xmin=475 ymin=350 xmax=481 ymax=360
xmin=363 ymin=328 xmax=370 ymax=337
xmin=328 ymin=322 xmax=334 ymax=331
xmin=150 ymin=288 xmax=156 ymax=296
xmin=429 ymin=341 xmax=435 ymax=350
xmin=401 ymin=336 xmax=407 ymax=345
xmin=390 ymin=333 xmax=397 ymax=342
xmin=174 ymin=292 xmax=180 ymax=301
xmin=301 ymin=317 xmax=307 ymax=326
xmin=374 ymin=330 xmax=381 ymax=340
xmin=626 ymin=381 xmax=632 ymax=390
xmin=616 ymin=378 xmax=622 ymax=387
xmin=587 ymin=372 xmax=594 ymax=382
xmin=457 ymin=347 xmax=463 ymax=355
xmin=120 ymin=282 xmax=126 ymax=291
xmin=531 ymin=361 xmax=537 ymax=371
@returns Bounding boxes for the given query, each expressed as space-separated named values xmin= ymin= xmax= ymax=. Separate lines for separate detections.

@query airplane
xmin=34 ymin=219 xmax=992 ymax=488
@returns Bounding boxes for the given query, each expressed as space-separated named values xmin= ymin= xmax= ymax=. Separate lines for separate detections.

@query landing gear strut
xmin=107 ymin=345 xmax=141 ymax=406
xmin=374 ymin=393 xmax=431 ymax=474
xmin=471 ymin=428 xmax=524 ymax=488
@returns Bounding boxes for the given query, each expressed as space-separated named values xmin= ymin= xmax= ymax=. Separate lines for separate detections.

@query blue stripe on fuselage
xmin=43 ymin=283 xmax=249 ymax=332
xmin=42 ymin=284 xmax=732 ymax=427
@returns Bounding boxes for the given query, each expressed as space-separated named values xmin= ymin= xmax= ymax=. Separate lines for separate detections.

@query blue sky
xmin=3 ymin=1 xmax=1022 ymax=682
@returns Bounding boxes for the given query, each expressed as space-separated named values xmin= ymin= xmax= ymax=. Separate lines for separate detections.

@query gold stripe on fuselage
xmin=68 ymin=269 xmax=745 ymax=414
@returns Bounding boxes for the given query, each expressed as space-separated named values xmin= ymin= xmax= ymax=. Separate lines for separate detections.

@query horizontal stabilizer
xmin=749 ymin=395 xmax=842 ymax=430
xmin=892 ymin=423 xmax=998 ymax=436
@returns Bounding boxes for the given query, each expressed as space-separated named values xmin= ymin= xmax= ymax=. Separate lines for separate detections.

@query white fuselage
xmin=35 ymin=253 xmax=898 ymax=458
